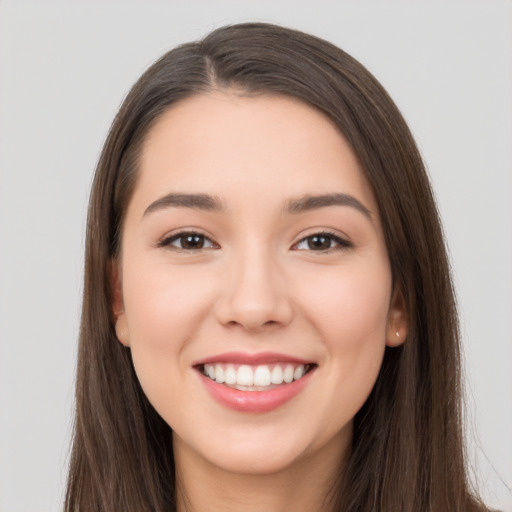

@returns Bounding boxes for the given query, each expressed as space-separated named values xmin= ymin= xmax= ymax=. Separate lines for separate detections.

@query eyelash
xmin=157 ymin=231 xmax=218 ymax=252
xmin=292 ymin=231 xmax=352 ymax=252
xmin=157 ymin=230 xmax=352 ymax=253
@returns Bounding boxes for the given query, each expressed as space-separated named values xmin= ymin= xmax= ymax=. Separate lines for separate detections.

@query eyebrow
xmin=142 ymin=191 xmax=372 ymax=220
xmin=285 ymin=193 xmax=372 ymax=219
xmin=143 ymin=192 xmax=225 ymax=217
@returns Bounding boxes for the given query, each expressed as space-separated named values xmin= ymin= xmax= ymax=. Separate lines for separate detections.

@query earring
xmin=395 ymin=331 xmax=400 ymax=338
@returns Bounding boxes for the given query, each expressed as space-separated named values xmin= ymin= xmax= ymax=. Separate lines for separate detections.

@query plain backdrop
xmin=0 ymin=1 xmax=511 ymax=511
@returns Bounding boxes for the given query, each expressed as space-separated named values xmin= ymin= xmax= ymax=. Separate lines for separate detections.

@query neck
xmin=174 ymin=431 xmax=350 ymax=512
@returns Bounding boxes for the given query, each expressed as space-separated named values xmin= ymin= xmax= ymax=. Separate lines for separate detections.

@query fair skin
xmin=113 ymin=91 xmax=407 ymax=512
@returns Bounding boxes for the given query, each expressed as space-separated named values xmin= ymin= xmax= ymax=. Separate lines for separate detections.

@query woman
xmin=65 ymin=23 xmax=490 ymax=511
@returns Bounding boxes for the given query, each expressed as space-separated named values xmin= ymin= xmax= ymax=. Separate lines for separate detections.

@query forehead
xmin=133 ymin=91 xmax=377 ymax=215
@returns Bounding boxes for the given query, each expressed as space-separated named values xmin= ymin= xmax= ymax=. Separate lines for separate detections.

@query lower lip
xmin=199 ymin=369 xmax=315 ymax=413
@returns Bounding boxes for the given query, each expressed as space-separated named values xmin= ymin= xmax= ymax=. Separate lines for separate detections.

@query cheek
xmin=296 ymin=262 xmax=391 ymax=427
xmin=300 ymin=262 xmax=390 ymax=338
xmin=293 ymin=259 xmax=391 ymax=391
xmin=121 ymin=263 xmax=214 ymax=391
xmin=124 ymin=263 xmax=212 ymax=341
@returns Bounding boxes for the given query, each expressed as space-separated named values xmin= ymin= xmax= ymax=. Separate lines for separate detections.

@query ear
xmin=386 ymin=287 xmax=408 ymax=347
xmin=111 ymin=260 xmax=130 ymax=347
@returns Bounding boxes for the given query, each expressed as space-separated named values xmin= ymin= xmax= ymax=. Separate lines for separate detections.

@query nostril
xmin=223 ymin=317 xmax=285 ymax=333
xmin=215 ymin=294 xmax=294 ymax=332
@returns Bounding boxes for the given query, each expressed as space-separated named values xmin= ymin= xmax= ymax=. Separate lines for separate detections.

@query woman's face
xmin=114 ymin=92 xmax=407 ymax=476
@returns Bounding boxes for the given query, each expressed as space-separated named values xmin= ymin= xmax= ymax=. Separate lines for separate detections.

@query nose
xmin=215 ymin=246 xmax=293 ymax=332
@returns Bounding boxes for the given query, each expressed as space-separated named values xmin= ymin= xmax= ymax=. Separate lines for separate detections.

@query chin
xmin=203 ymin=441 xmax=307 ymax=476
xmin=173 ymin=418 xmax=352 ymax=478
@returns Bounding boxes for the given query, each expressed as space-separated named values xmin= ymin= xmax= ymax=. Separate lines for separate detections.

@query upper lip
xmin=192 ymin=351 xmax=314 ymax=367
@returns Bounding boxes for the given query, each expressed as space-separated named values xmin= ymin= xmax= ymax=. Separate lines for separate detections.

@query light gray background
xmin=0 ymin=1 xmax=511 ymax=511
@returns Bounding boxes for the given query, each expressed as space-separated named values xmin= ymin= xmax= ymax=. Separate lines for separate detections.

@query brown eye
xmin=294 ymin=232 xmax=352 ymax=252
xmin=180 ymin=234 xmax=205 ymax=249
xmin=159 ymin=232 xmax=217 ymax=251
xmin=306 ymin=235 xmax=332 ymax=250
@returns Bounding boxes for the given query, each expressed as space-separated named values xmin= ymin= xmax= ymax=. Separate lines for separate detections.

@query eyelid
xmin=155 ymin=228 xmax=352 ymax=252
xmin=291 ymin=230 xmax=352 ymax=252
xmin=156 ymin=229 xmax=219 ymax=251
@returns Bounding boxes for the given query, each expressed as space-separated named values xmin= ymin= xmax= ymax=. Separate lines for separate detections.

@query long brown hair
xmin=65 ymin=23 xmax=488 ymax=511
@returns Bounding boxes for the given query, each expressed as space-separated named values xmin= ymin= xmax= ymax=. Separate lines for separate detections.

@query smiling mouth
xmin=199 ymin=363 xmax=316 ymax=391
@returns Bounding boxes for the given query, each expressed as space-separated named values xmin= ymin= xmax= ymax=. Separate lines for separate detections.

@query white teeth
xmin=224 ymin=365 xmax=237 ymax=385
xmin=214 ymin=364 xmax=225 ymax=383
xmin=253 ymin=365 xmax=271 ymax=386
xmin=271 ymin=365 xmax=283 ymax=384
xmin=293 ymin=365 xmax=305 ymax=380
xmin=203 ymin=363 xmax=309 ymax=389
xmin=283 ymin=364 xmax=294 ymax=383
xmin=237 ymin=365 xmax=254 ymax=386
